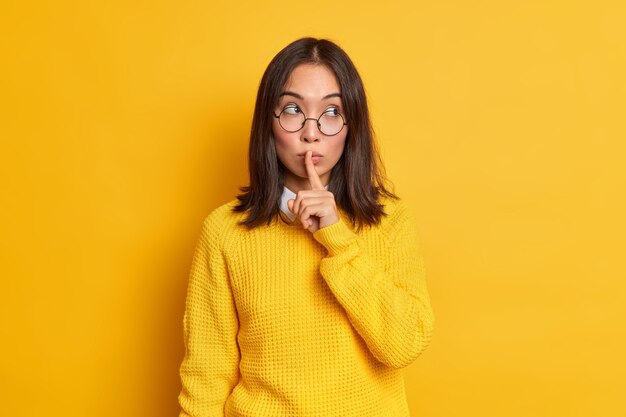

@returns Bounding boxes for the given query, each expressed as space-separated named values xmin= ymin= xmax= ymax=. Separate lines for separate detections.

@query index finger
xmin=304 ymin=150 xmax=325 ymax=190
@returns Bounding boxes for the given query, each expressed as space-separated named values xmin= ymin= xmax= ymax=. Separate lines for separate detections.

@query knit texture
xmin=178 ymin=197 xmax=434 ymax=417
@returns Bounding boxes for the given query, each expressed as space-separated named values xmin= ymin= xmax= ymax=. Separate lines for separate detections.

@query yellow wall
xmin=1 ymin=1 xmax=624 ymax=416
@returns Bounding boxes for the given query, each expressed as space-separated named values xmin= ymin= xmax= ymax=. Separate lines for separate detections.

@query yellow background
xmin=1 ymin=1 xmax=624 ymax=416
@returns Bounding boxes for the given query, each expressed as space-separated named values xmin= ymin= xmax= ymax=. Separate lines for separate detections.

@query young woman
xmin=178 ymin=37 xmax=434 ymax=417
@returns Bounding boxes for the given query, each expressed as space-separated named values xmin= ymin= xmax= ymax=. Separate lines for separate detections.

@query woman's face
xmin=272 ymin=64 xmax=348 ymax=193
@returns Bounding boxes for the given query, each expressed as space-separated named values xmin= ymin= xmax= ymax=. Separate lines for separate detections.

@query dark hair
xmin=234 ymin=37 xmax=396 ymax=228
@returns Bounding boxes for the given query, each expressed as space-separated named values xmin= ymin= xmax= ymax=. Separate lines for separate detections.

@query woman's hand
xmin=287 ymin=151 xmax=340 ymax=233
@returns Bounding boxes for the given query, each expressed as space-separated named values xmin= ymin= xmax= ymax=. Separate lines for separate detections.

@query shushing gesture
xmin=287 ymin=151 xmax=340 ymax=233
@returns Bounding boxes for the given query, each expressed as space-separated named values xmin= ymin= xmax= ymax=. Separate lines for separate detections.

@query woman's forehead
xmin=281 ymin=64 xmax=341 ymax=99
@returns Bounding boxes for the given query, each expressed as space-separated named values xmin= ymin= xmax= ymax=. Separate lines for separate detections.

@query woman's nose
xmin=301 ymin=118 xmax=320 ymax=142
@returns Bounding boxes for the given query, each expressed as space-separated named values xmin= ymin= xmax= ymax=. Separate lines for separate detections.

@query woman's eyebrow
xmin=322 ymin=93 xmax=342 ymax=100
xmin=279 ymin=91 xmax=342 ymax=100
xmin=279 ymin=91 xmax=303 ymax=99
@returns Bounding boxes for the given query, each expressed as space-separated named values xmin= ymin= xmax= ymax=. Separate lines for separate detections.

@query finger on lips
xmin=286 ymin=151 xmax=332 ymax=230
xmin=304 ymin=151 xmax=325 ymax=191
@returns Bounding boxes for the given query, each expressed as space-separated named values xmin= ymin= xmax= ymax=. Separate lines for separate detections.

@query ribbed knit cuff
xmin=313 ymin=220 xmax=358 ymax=256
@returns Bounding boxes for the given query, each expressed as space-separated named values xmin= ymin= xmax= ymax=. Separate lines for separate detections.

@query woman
xmin=178 ymin=37 xmax=434 ymax=417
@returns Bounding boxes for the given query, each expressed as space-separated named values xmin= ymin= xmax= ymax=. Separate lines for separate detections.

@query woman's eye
xmin=283 ymin=105 xmax=301 ymax=115
xmin=325 ymin=107 xmax=340 ymax=117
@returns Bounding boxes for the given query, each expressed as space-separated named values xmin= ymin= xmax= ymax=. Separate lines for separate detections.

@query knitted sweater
xmin=178 ymin=197 xmax=434 ymax=417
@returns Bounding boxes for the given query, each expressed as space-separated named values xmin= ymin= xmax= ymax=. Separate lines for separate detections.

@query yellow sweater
xmin=178 ymin=197 xmax=434 ymax=417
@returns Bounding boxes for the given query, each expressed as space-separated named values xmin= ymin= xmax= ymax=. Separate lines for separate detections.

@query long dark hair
xmin=234 ymin=37 xmax=396 ymax=228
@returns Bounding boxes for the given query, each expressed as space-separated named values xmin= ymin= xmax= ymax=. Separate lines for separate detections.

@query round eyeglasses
xmin=273 ymin=105 xmax=347 ymax=136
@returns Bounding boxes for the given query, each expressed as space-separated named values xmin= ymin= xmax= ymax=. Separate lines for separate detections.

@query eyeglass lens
xmin=278 ymin=108 xmax=345 ymax=136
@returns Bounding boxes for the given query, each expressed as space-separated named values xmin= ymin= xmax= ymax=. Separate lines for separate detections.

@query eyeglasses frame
xmin=272 ymin=107 xmax=348 ymax=137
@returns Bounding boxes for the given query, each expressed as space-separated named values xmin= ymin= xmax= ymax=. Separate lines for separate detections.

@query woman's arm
xmin=178 ymin=213 xmax=240 ymax=417
xmin=313 ymin=199 xmax=434 ymax=369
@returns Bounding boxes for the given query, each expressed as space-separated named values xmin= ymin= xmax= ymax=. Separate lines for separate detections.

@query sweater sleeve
xmin=178 ymin=213 xmax=240 ymax=417
xmin=313 ymin=199 xmax=434 ymax=369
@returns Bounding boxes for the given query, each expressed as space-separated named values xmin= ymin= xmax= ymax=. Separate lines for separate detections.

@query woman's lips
xmin=297 ymin=153 xmax=323 ymax=164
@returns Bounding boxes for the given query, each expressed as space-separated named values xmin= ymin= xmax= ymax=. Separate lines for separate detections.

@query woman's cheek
xmin=328 ymin=134 xmax=348 ymax=167
xmin=273 ymin=132 xmax=303 ymax=175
